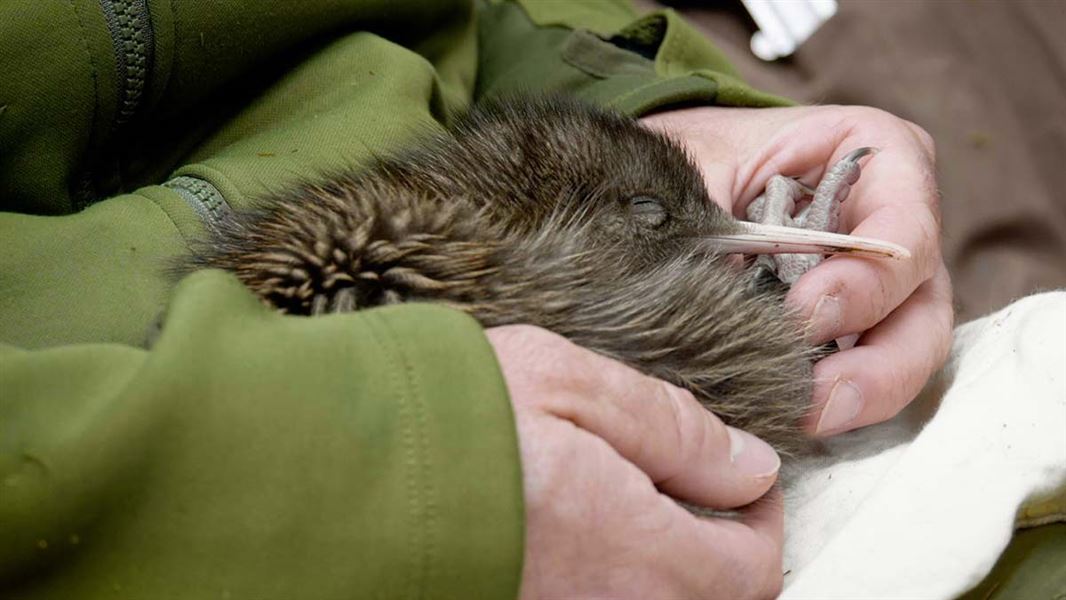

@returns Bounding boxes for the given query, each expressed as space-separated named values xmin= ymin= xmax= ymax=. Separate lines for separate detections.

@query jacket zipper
xmin=164 ymin=176 xmax=232 ymax=233
xmin=98 ymin=1 xmax=232 ymax=233
xmin=98 ymin=0 xmax=154 ymax=127
xmin=72 ymin=0 xmax=155 ymax=210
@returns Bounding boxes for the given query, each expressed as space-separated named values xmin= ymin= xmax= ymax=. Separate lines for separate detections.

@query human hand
xmin=486 ymin=325 xmax=784 ymax=600
xmin=640 ymin=105 xmax=953 ymax=436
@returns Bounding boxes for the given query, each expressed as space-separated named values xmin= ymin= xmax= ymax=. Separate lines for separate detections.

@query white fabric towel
xmin=781 ymin=291 xmax=1066 ymax=599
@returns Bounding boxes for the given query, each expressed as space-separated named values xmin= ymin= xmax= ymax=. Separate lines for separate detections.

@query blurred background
xmin=641 ymin=0 xmax=1066 ymax=322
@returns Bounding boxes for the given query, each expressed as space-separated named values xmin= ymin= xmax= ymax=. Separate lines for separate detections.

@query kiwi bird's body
xmin=186 ymin=97 xmax=815 ymax=455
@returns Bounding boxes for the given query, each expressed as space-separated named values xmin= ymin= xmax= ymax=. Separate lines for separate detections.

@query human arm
xmin=2 ymin=271 xmax=787 ymax=599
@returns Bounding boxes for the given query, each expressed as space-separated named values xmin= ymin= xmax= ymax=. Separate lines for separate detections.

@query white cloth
xmin=781 ymin=292 xmax=1066 ymax=599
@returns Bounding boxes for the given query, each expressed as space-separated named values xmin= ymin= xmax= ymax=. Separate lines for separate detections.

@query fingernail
xmin=726 ymin=426 xmax=781 ymax=478
xmin=808 ymin=295 xmax=842 ymax=343
xmin=816 ymin=379 xmax=864 ymax=435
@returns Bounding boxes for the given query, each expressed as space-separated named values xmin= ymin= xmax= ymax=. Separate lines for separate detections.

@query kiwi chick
xmin=183 ymin=96 xmax=817 ymax=456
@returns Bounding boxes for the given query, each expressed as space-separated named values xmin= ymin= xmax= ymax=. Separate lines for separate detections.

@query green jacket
xmin=0 ymin=1 xmax=781 ymax=597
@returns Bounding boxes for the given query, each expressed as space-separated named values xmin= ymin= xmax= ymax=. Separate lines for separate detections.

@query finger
xmin=805 ymin=265 xmax=954 ymax=435
xmin=786 ymin=133 xmax=941 ymax=342
xmin=657 ymin=489 xmax=784 ymax=599
xmin=491 ymin=326 xmax=781 ymax=509
xmin=574 ymin=356 xmax=780 ymax=509
xmin=787 ymin=193 xmax=942 ymax=344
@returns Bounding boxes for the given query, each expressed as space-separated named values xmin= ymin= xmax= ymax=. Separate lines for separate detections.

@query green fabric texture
xmin=0 ymin=0 xmax=479 ymax=215
xmin=0 ymin=193 xmax=187 ymax=349
xmin=478 ymin=2 xmax=792 ymax=112
xmin=1 ymin=0 xmax=788 ymax=597
xmin=511 ymin=0 xmax=638 ymax=34
xmin=477 ymin=1 xmax=722 ymax=115
xmin=1 ymin=272 xmax=521 ymax=598
xmin=0 ymin=1 xmax=107 ymax=215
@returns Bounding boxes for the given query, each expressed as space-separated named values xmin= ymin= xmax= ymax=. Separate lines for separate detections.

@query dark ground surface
xmin=644 ymin=0 xmax=1066 ymax=322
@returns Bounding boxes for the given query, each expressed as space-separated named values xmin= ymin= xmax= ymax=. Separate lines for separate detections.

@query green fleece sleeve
xmin=0 ymin=270 xmax=523 ymax=599
xmin=475 ymin=0 xmax=791 ymax=115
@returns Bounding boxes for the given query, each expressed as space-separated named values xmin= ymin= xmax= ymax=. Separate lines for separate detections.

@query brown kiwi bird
xmin=183 ymin=96 xmax=905 ymax=457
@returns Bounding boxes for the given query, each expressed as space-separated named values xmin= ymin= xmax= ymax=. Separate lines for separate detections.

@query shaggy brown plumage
xmin=183 ymin=96 xmax=816 ymax=456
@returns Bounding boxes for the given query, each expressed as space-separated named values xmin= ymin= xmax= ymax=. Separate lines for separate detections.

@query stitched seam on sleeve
xmin=375 ymin=314 xmax=438 ymax=595
xmin=364 ymin=313 xmax=426 ymax=598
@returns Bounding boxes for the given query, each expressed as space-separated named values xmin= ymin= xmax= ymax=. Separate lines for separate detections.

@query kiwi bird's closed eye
xmin=629 ymin=196 xmax=667 ymax=227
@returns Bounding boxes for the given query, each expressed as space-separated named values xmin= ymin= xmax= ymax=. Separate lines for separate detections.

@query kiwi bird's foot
xmin=745 ymin=147 xmax=876 ymax=285
xmin=795 ymin=146 xmax=875 ymax=233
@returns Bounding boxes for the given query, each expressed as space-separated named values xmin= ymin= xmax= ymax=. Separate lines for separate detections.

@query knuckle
xmin=917 ymin=174 xmax=943 ymax=226
xmin=841 ymin=105 xmax=899 ymax=131
xmin=487 ymin=325 xmax=590 ymax=404
xmin=655 ymin=385 xmax=690 ymax=479
xmin=519 ymin=420 xmax=586 ymax=510
xmin=910 ymin=123 xmax=937 ymax=159
xmin=898 ymin=117 xmax=936 ymax=154
xmin=928 ymin=188 xmax=944 ymax=227
xmin=844 ymin=105 xmax=888 ymax=121
xmin=883 ymin=204 xmax=940 ymax=282
xmin=645 ymin=383 xmax=705 ymax=480
xmin=668 ymin=384 xmax=714 ymax=461
xmin=915 ymin=212 xmax=944 ymax=278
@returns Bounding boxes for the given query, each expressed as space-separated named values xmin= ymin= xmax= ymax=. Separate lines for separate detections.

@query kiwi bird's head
xmin=411 ymin=97 xmax=901 ymax=265
xmin=423 ymin=97 xmax=740 ymax=263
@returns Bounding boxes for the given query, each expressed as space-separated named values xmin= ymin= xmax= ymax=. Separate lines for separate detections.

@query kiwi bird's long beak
xmin=707 ymin=222 xmax=910 ymax=260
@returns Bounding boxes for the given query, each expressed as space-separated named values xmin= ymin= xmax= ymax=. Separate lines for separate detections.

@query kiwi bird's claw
xmin=799 ymin=146 xmax=876 ymax=233
xmin=739 ymin=147 xmax=884 ymax=284
xmin=842 ymin=146 xmax=877 ymax=163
